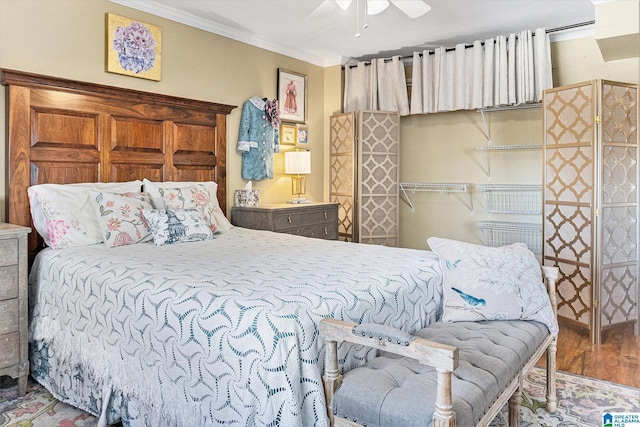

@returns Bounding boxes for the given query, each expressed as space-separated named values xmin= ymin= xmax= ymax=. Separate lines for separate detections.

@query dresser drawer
xmin=0 ymin=332 xmax=20 ymax=369
xmin=0 ymin=299 xmax=19 ymax=335
xmin=0 ymin=238 xmax=18 ymax=267
xmin=231 ymin=203 xmax=339 ymax=240
xmin=282 ymin=222 xmax=339 ymax=240
xmin=0 ymin=265 xmax=19 ymax=301
xmin=273 ymin=206 xmax=337 ymax=230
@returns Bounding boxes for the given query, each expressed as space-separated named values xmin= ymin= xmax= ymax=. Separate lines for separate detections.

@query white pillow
xmin=90 ymin=190 xmax=154 ymax=248
xmin=27 ymin=181 xmax=143 ymax=249
xmin=427 ymin=237 xmax=558 ymax=335
xmin=142 ymin=179 xmax=233 ymax=232
xmin=143 ymin=208 xmax=214 ymax=246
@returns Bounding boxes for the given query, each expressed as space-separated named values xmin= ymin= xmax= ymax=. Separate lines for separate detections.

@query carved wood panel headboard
xmin=1 ymin=69 xmax=236 ymax=258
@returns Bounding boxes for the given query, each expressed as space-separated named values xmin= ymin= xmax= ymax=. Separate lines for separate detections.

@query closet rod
xmin=346 ymin=20 xmax=595 ymax=68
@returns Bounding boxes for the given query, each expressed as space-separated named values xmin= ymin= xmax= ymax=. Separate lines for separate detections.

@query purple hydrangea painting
xmin=106 ymin=13 xmax=161 ymax=81
xmin=113 ymin=21 xmax=157 ymax=74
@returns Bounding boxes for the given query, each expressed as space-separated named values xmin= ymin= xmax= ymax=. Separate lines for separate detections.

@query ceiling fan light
xmin=390 ymin=0 xmax=431 ymax=18
xmin=335 ymin=0 xmax=352 ymax=11
xmin=367 ymin=0 xmax=390 ymax=15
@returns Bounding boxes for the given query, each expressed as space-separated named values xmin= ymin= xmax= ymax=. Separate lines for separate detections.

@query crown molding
xmin=549 ymin=23 xmax=595 ymax=42
xmin=109 ymin=0 xmax=333 ymax=67
xmin=110 ymin=0 xmax=597 ymax=68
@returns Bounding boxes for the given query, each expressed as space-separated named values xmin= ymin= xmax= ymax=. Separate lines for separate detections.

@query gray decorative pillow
xmin=428 ymin=236 xmax=558 ymax=334
xmin=143 ymin=208 xmax=214 ymax=246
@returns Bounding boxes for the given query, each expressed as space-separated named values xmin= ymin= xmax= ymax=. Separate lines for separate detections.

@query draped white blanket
xmin=29 ymin=228 xmax=443 ymax=426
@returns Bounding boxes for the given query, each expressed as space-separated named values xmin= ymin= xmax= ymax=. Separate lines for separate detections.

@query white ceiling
xmin=111 ymin=0 xmax=596 ymax=67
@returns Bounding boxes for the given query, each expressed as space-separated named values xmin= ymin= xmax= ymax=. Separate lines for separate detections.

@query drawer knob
xmin=323 ymin=211 xmax=328 ymax=219
xmin=324 ymin=227 xmax=328 ymax=235
xmin=288 ymin=215 xmax=292 ymax=224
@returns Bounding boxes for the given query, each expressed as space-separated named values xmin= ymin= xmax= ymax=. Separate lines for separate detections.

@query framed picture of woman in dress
xmin=277 ymin=69 xmax=307 ymax=124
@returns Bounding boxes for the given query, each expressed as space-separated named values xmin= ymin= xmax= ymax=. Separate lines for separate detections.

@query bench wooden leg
xmin=508 ymin=374 xmax=523 ymax=427
xmin=546 ymin=336 xmax=558 ymax=412
xmin=432 ymin=368 xmax=456 ymax=427
xmin=323 ymin=339 xmax=343 ymax=426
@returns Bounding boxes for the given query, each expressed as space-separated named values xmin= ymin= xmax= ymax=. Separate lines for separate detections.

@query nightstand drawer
xmin=0 ymin=299 xmax=19 ymax=335
xmin=0 ymin=239 xmax=18 ymax=267
xmin=0 ymin=332 xmax=20 ymax=369
xmin=273 ymin=207 xmax=336 ymax=230
xmin=0 ymin=265 xmax=19 ymax=301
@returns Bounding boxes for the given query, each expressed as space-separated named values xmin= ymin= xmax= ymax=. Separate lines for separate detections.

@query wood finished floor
xmin=536 ymin=320 xmax=640 ymax=388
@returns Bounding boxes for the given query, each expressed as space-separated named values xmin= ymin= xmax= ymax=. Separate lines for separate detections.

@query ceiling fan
xmin=335 ymin=0 xmax=431 ymax=19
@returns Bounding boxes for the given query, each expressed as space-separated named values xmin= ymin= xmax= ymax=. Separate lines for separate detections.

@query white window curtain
xmin=343 ymin=61 xmax=378 ymax=113
xmin=344 ymin=27 xmax=552 ymax=116
xmin=344 ymin=55 xmax=409 ymax=116
xmin=409 ymin=27 xmax=552 ymax=114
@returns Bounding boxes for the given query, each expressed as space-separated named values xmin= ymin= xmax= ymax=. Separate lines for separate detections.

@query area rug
xmin=1 ymin=367 xmax=639 ymax=426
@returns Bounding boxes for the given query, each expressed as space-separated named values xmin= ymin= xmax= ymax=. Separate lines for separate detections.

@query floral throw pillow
xmin=27 ymin=181 xmax=143 ymax=249
xmin=142 ymin=179 xmax=233 ymax=233
xmin=427 ymin=237 xmax=559 ymax=335
xmin=143 ymin=209 xmax=214 ymax=246
xmin=90 ymin=191 xmax=154 ymax=248
xmin=158 ymin=184 xmax=221 ymax=233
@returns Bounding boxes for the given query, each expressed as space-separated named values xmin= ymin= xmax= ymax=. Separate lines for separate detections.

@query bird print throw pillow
xmin=427 ymin=237 xmax=559 ymax=334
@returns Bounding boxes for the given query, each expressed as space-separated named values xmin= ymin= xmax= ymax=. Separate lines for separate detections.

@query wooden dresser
xmin=0 ymin=223 xmax=30 ymax=395
xmin=231 ymin=203 xmax=339 ymax=240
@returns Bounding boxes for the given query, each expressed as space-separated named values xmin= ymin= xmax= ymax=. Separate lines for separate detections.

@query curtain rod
xmin=346 ymin=21 xmax=595 ymax=68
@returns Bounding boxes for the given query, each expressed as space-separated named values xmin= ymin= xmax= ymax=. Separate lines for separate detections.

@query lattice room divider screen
xmin=329 ymin=110 xmax=399 ymax=246
xmin=543 ymin=80 xmax=639 ymax=344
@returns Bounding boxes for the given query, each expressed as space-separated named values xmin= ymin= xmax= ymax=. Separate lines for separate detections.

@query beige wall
xmin=0 ymin=0 xmax=326 ymax=222
xmin=398 ymin=35 xmax=639 ymax=251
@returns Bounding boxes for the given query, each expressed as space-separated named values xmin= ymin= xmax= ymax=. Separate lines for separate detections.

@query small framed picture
xmin=280 ymin=123 xmax=297 ymax=145
xmin=277 ymin=69 xmax=307 ymax=124
xmin=297 ymin=127 xmax=308 ymax=144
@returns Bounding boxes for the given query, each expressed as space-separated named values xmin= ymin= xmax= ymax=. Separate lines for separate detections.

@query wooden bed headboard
xmin=2 ymin=69 xmax=236 ymax=257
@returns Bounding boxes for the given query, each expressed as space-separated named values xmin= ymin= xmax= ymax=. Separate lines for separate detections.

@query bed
xmin=2 ymin=69 xmax=444 ymax=426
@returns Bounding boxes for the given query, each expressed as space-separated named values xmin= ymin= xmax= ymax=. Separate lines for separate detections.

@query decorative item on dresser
xmin=231 ymin=203 xmax=339 ymax=240
xmin=284 ymin=149 xmax=312 ymax=203
xmin=0 ymin=224 xmax=30 ymax=396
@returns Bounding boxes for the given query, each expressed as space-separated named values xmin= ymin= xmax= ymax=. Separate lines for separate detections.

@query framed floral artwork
xmin=280 ymin=123 xmax=298 ymax=145
xmin=106 ymin=13 xmax=162 ymax=81
xmin=297 ymin=126 xmax=308 ymax=144
xmin=277 ymin=69 xmax=307 ymax=124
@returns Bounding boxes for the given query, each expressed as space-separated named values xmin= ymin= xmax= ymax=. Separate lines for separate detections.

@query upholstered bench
xmin=320 ymin=265 xmax=559 ymax=427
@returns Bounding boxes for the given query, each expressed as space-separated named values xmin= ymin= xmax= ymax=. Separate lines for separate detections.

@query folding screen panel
xmin=543 ymin=80 xmax=638 ymax=344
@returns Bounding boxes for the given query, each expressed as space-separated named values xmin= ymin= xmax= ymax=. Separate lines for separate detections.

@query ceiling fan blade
xmin=309 ymin=0 xmax=339 ymax=18
xmin=367 ymin=0 xmax=390 ymax=15
xmin=390 ymin=0 xmax=431 ymax=18
xmin=335 ymin=0 xmax=352 ymax=11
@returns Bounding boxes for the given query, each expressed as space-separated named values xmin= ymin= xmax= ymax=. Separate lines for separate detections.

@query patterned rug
xmin=1 ymin=367 xmax=639 ymax=426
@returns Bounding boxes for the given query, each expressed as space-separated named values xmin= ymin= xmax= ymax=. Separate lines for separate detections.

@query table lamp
xmin=284 ymin=150 xmax=311 ymax=204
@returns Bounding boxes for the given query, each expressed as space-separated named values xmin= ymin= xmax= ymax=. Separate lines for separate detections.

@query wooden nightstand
xmin=231 ymin=203 xmax=339 ymax=240
xmin=0 ymin=224 xmax=30 ymax=396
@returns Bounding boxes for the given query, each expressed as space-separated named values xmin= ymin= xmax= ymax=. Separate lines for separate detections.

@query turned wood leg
xmin=432 ymin=368 xmax=456 ymax=427
xmin=323 ymin=340 xmax=342 ymax=426
xmin=508 ymin=379 xmax=523 ymax=427
xmin=546 ymin=336 xmax=558 ymax=412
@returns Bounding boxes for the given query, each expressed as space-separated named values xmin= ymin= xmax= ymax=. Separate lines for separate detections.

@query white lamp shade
xmin=284 ymin=150 xmax=311 ymax=175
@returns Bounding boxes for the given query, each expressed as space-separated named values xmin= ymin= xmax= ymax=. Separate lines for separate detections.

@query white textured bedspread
xmin=29 ymin=228 xmax=442 ymax=426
